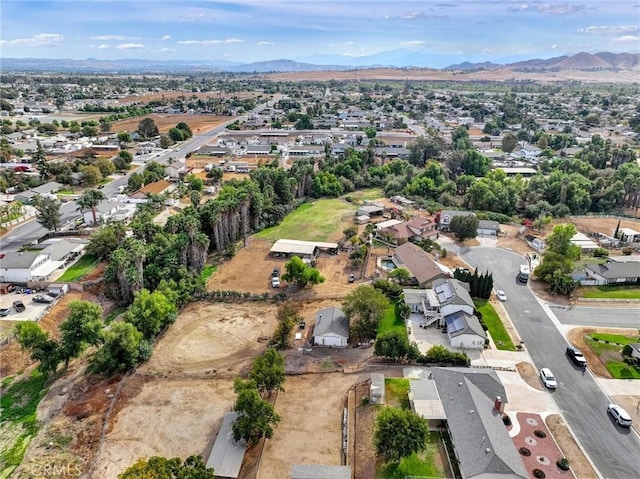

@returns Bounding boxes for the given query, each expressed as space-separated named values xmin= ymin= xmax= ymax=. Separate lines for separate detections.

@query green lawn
xmin=385 ymin=378 xmax=410 ymax=410
xmin=585 ymin=336 xmax=640 ymax=379
xmin=0 ymin=372 xmax=50 ymax=478
xmin=377 ymin=303 xmax=405 ymax=338
xmin=590 ymin=333 xmax=640 ymax=346
xmin=57 ymin=188 xmax=75 ymax=195
xmin=376 ymin=433 xmax=446 ymax=479
xmin=346 ymin=187 xmax=384 ymax=203
xmin=581 ymin=285 xmax=640 ymax=299
xmin=474 ymin=299 xmax=516 ymax=351
xmin=254 ymin=198 xmax=356 ymax=242
xmin=56 ymin=254 xmax=99 ymax=282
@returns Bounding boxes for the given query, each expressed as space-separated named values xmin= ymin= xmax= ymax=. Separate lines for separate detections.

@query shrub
xmin=534 ymin=430 xmax=547 ymax=438
xmin=519 ymin=447 xmax=531 ymax=456
xmin=592 ymin=247 xmax=609 ymax=258
xmin=502 ymin=414 xmax=512 ymax=426
xmin=533 ymin=469 xmax=546 ymax=478
xmin=557 ymin=458 xmax=570 ymax=471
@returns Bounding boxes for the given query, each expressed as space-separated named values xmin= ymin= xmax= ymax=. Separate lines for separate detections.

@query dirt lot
xmin=207 ymin=238 xmax=358 ymax=299
xmin=112 ymin=114 xmax=229 ymax=135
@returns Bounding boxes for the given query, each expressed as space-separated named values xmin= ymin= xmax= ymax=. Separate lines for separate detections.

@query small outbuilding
xmin=206 ymin=412 xmax=247 ymax=479
xmin=370 ymin=373 xmax=386 ymax=405
xmin=313 ymin=306 xmax=349 ymax=348
xmin=48 ymin=283 xmax=69 ymax=296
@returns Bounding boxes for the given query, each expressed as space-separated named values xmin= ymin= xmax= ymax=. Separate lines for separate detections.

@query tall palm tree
xmin=77 ymin=189 xmax=105 ymax=225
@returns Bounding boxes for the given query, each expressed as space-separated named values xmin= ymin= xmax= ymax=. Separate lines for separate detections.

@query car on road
xmin=13 ymin=300 xmax=26 ymax=312
xmin=0 ymin=308 xmax=11 ymax=317
xmin=33 ymin=294 xmax=55 ymax=304
xmin=496 ymin=290 xmax=507 ymax=301
xmin=607 ymin=404 xmax=632 ymax=427
xmin=539 ymin=367 xmax=557 ymax=389
xmin=566 ymin=346 xmax=587 ymax=367
xmin=271 ymin=276 xmax=280 ymax=288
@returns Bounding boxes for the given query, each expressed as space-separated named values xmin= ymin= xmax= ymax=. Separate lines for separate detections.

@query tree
xmin=14 ymin=322 xmax=61 ymax=377
xmin=186 ymin=173 xmax=204 ymax=191
xmin=249 ymin=348 xmax=286 ymax=397
xmin=90 ymin=322 xmax=144 ymax=374
xmin=374 ymin=330 xmax=419 ymax=362
xmin=168 ymin=127 xmax=185 ymax=142
xmin=232 ymin=379 xmax=281 ymax=445
xmin=55 ymin=97 xmax=65 ymax=111
xmin=125 ymin=289 xmax=177 ymax=340
xmin=501 ymin=133 xmax=518 ymax=153
xmin=374 ymin=407 xmax=428 ymax=462
xmin=270 ymin=300 xmax=302 ymax=349
xmin=176 ymin=122 xmax=193 ymax=138
xmin=342 ymin=285 xmax=390 ymax=343
xmin=117 ymin=131 xmax=131 ymax=143
xmin=127 ymin=172 xmax=144 ymax=192
xmin=99 ymin=121 xmax=112 ymax=133
xmin=138 ymin=117 xmax=159 ymax=139
xmin=281 ymin=256 xmax=325 ymax=288
xmin=159 ymin=134 xmax=174 ymax=149
xmin=449 ymin=214 xmax=479 ymax=241
xmin=461 ymin=150 xmax=491 ymax=177
xmin=388 ymin=267 xmax=411 ymax=285
xmin=34 ymin=196 xmax=63 ymax=232
xmin=118 ymin=455 xmax=214 ymax=479
xmin=59 ymin=300 xmax=103 ymax=368
xmin=86 ymin=222 xmax=127 ymax=259
xmin=77 ymin=189 xmax=105 ymax=225
xmin=95 ymin=157 xmax=116 ymax=177
xmin=535 ymin=224 xmax=580 ymax=295
xmin=81 ymin=165 xmax=103 ymax=186
xmin=363 ymin=126 xmax=377 ymax=138
xmin=294 ymin=114 xmax=314 ymax=130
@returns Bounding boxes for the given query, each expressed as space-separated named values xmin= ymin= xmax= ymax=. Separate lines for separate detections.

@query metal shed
xmin=369 ymin=373 xmax=385 ymax=405
xmin=206 ymin=412 xmax=247 ymax=478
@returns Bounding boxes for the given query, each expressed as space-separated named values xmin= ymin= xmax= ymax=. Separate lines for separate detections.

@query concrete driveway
xmin=0 ymin=291 xmax=53 ymax=321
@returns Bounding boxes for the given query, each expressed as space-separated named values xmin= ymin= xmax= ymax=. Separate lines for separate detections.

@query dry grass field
xmin=112 ymin=114 xmax=229 ymax=134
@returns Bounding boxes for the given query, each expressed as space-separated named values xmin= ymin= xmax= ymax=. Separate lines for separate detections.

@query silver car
xmin=607 ymin=404 xmax=632 ymax=427
xmin=539 ymin=368 xmax=557 ymax=389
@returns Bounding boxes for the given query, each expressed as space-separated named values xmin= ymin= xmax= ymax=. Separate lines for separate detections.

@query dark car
xmin=271 ymin=268 xmax=280 ymax=278
xmin=13 ymin=301 xmax=26 ymax=312
xmin=348 ymin=273 xmax=356 ymax=283
xmin=33 ymin=294 xmax=54 ymax=304
xmin=566 ymin=346 xmax=587 ymax=367
xmin=0 ymin=308 xmax=11 ymax=317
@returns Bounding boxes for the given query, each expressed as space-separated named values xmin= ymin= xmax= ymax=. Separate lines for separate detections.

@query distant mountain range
xmin=1 ymin=51 xmax=638 ymax=74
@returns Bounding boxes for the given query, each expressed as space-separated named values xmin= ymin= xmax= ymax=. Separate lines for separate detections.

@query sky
xmin=0 ymin=0 xmax=639 ymax=67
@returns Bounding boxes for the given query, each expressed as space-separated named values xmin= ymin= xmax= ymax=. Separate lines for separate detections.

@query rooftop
xmin=206 ymin=412 xmax=247 ymax=478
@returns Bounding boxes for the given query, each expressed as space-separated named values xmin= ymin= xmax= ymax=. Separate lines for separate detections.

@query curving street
xmin=461 ymin=246 xmax=640 ymax=479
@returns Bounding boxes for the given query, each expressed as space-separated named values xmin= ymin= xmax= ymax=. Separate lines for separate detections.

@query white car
xmin=271 ymin=277 xmax=280 ymax=288
xmin=607 ymin=404 xmax=632 ymax=427
xmin=496 ymin=290 xmax=507 ymax=301
xmin=539 ymin=368 xmax=557 ymax=389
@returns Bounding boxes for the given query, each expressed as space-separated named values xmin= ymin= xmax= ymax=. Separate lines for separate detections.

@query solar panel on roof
xmin=435 ymin=284 xmax=444 ymax=293
xmin=446 ymin=315 xmax=465 ymax=334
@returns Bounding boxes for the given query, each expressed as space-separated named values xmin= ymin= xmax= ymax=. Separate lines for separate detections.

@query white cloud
xmin=536 ymin=3 xmax=586 ymax=15
xmin=257 ymin=41 xmax=274 ymax=46
xmin=116 ymin=43 xmax=145 ymax=50
xmin=579 ymin=25 xmax=639 ymax=35
xmin=551 ymin=44 xmax=558 ymax=49
xmin=160 ymin=48 xmax=176 ymax=52
xmin=98 ymin=44 xmax=110 ymax=49
xmin=401 ymin=40 xmax=426 ymax=47
xmin=91 ymin=35 xmax=127 ymax=41
xmin=0 ymin=33 xmax=63 ymax=47
xmin=613 ymin=35 xmax=639 ymax=42
xmin=507 ymin=4 xmax=529 ymax=12
xmin=177 ymin=38 xmax=243 ymax=45
xmin=162 ymin=35 xmax=171 ymax=41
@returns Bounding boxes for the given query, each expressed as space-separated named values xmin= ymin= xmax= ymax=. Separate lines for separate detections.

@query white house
xmin=0 ymin=251 xmax=61 ymax=283
xmin=313 ymin=306 xmax=349 ymax=347
xmin=444 ymin=310 xmax=486 ymax=349
xmin=83 ymin=200 xmax=132 ymax=225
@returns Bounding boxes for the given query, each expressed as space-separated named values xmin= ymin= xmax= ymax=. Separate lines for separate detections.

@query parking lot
xmin=0 ymin=290 xmax=54 ymax=321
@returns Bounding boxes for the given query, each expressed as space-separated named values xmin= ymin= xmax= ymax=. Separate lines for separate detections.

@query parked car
xmin=272 ymin=268 xmax=280 ymax=278
xmin=348 ymin=273 xmax=356 ymax=283
xmin=271 ymin=276 xmax=280 ymax=288
xmin=566 ymin=346 xmax=587 ymax=367
xmin=0 ymin=308 xmax=11 ymax=317
xmin=607 ymin=404 xmax=632 ymax=427
xmin=539 ymin=368 xmax=557 ymax=389
xmin=33 ymin=294 xmax=54 ymax=304
xmin=13 ymin=301 xmax=26 ymax=312
xmin=496 ymin=290 xmax=507 ymax=301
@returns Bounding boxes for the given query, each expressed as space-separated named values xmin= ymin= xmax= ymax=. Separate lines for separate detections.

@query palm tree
xmin=77 ymin=189 xmax=105 ymax=225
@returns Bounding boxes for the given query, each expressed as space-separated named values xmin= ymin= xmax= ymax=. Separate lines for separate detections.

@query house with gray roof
xmin=477 ymin=219 xmax=500 ymax=236
xmin=31 ymin=181 xmax=63 ymax=196
xmin=430 ymin=367 xmax=527 ymax=479
xmin=584 ymin=262 xmax=640 ymax=286
xmin=291 ymin=464 xmax=351 ymax=479
xmin=0 ymin=250 xmax=61 ymax=283
xmin=206 ymin=412 xmax=247 ymax=478
xmin=438 ymin=210 xmax=476 ymax=232
xmin=314 ymin=306 xmax=349 ymax=347
xmin=444 ymin=310 xmax=487 ymax=349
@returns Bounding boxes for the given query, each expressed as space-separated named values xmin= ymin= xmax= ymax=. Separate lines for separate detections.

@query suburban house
xmin=0 ymin=251 xmax=59 ymax=283
xmin=83 ymin=199 xmax=133 ymax=225
xmin=165 ymin=158 xmax=187 ymax=181
xmin=31 ymin=181 xmax=63 ymax=197
xmin=12 ymin=190 xmax=38 ymax=204
xmin=438 ymin=210 xmax=476 ymax=232
xmin=403 ymin=278 xmax=486 ymax=350
xmin=206 ymin=412 xmax=247 ymax=479
xmin=270 ymin=239 xmax=339 ymax=262
xmin=313 ymin=306 xmax=349 ymax=347
xmin=127 ymin=179 xmax=174 ymax=202
xmin=392 ymin=242 xmax=450 ymax=287
xmin=477 ymin=219 xmax=500 ymax=236
xmin=618 ymin=227 xmax=640 ymax=243
xmin=377 ymin=215 xmax=438 ymax=245
xmin=584 ymin=262 xmax=640 ymax=285
xmin=628 ymin=343 xmax=640 ymax=361
xmin=356 ymin=201 xmax=384 ymax=218
xmin=291 ymin=465 xmax=351 ymax=479
xmin=430 ymin=367 xmax=528 ymax=479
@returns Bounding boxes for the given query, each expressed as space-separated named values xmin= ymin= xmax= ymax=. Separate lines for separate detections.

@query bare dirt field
xmin=112 ymin=114 xmax=229 ymax=135
xmin=265 ymin=68 xmax=640 ymax=84
xmin=207 ymin=239 xmax=358 ymax=299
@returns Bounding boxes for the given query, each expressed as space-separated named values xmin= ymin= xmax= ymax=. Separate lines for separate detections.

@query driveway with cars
xmin=0 ymin=291 xmax=53 ymax=321
xmin=460 ymin=246 xmax=640 ymax=479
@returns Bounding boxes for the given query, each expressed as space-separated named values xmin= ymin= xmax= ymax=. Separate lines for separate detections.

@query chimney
xmin=494 ymin=396 xmax=504 ymax=413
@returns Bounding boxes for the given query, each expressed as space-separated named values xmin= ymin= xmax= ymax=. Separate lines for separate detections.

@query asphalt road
xmin=550 ymin=304 xmax=640 ymax=329
xmin=461 ymin=246 xmax=640 ymax=479
xmin=0 ymin=106 xmax=267 ymax=254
